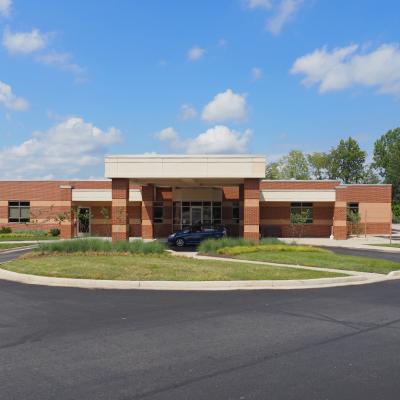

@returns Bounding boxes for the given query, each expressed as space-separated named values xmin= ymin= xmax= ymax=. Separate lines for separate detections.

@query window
xmin=290 ymin=202 xmax=313 ymax=224
xmin=232 ymin=201 xmax=240 ymax=224
xmin=172 ymin=201 xmax=222 ymax=228
xmin=8 ymin=201 xmax=30 ymax=223
xmin=347 ymin=203 xmax=359 ymax=221
xmin=153 ymin=201 xmax=163 ymax=223
xmin=212 ymin=202 xmax=222 ymax=226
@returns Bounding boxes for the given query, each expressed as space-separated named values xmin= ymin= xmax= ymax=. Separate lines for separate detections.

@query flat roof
xmin=105 ymin=154 xmax=265 ymax=158
xmin=105 ymin=154 xmax=266 ymax=179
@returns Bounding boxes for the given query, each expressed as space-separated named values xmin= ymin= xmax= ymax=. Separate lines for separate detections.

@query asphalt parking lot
xmin=1 ymin=277 xmax=400 ymax=399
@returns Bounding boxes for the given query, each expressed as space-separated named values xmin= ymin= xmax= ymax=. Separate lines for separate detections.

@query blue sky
xmin=0 ymin=0 xmax=400 ymax=178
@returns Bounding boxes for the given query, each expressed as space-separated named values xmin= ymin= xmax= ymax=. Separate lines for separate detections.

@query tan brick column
xmin=59 ymin=185 xmax=74 ymax=239
xmin=243 ymin=178 xmax=260 ymax=241
xmin=112 ymin=178 xmax=129 ymax=242
xmin=333 ymin=201 xmax=347 ymax=240
xmin=141 ymin=185 xmax=154 ymax=239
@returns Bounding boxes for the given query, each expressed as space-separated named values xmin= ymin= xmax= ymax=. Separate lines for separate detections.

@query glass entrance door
xmin=173 ymin=201 xmax=222 ymax=230
xmin=77 ymin=207 xmax=91 ymax=236
xmin=191 ymin=206 xmax=202 ymax=226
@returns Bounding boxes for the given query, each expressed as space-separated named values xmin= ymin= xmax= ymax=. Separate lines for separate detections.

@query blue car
xmin=168 ymin=225 xmax=227 ymax=247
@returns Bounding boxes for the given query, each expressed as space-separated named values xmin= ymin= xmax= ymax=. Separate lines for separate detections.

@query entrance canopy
xmin=105 ymin=154 xmax=266 ymax=184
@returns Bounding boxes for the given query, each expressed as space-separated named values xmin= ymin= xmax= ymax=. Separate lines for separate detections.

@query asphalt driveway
xmin=1 ymin=278 xmax=400 ymax=399
xmin=325 ymin=246 xmax=400 ymax=263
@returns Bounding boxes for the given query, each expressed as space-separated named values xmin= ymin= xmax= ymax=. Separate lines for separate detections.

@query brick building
xmin=0 ymin=155 xmax=392 ymax=241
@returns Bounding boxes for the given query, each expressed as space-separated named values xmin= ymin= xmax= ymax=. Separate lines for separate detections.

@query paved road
xmin=326 ymin=246 xmax=400 ymax=263
xmin=1 ymin=276 xmax=400 ymax=399
xmin=0 ymin=246 xmax=35 ymax=263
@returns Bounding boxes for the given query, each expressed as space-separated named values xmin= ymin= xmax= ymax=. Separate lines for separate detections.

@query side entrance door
xmin=77 ymin=207 xmax=91 ymax=236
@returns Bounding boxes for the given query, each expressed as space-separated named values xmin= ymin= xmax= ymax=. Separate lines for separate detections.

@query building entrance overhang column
xmin=105 ymin=155 xmax=266 ymax=241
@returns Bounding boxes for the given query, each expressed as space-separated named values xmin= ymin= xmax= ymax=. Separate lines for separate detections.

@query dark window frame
xmin=347 ymin=202 xmax=359 ymax=221
xmin=8 ymin=200 xmax=30 ymax=223
xmin=232 ymin=201 xmax=240 ymax=224
xmin=290 ymin=202 xmax=313 ymax=224
xmin=153 ymin=201 xmax=164 ymax=224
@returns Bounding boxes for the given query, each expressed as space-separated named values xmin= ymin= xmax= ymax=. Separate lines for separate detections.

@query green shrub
xmin=393 ymin=202 xmax=400 ymax=223
xmin=217 ymin=244 xmax=328 ymax=256
xmin=36 ymin=238 xmax=166 ymax=254
xmin=13 ymin=229 xmax=48 ymax=236
xmin=0 ymin=227 xmax=12 ymax=234
xmin=198 ymin=237 xmax=282 ymax=254
xmin=49 ymin=228 xmax=61 ymax=237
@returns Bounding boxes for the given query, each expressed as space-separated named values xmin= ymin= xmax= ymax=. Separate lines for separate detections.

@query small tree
xmin=290 ymin=210 xmax=310 ymax=238
xmin=347 ymin=209 xmax=361 ymax=236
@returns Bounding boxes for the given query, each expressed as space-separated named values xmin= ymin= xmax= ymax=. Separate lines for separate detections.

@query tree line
xmin=265 ymin=128 xmax=400 ymax=203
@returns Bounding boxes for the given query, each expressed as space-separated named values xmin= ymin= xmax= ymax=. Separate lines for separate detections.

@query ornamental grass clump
xmin=217 ymin=244 xmax=329 ymax=256
xmin=36 ymin=238 xmax=166 ymax=254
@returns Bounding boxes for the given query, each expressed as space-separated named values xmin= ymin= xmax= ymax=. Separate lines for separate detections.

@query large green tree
xmin=307 ymin=152 xmax=329 ymax=180
xmin=373 ymin=128 xmax=400 ymax=201
xmin=327 ymin=137 xmax=366 ymax=183
xmin=281 ymin=150 xmax=310 ymax=180
xmin=265 ymin=161 xmax=282 ymax=179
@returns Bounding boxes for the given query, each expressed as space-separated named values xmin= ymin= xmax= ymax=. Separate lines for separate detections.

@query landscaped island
xmin=198 ymin=238 xmax=400 ymax=274
xmin=1 ymin=239 xmax=346 ymax=281
xmin=3 ymin=237 xmax=400 ymax=281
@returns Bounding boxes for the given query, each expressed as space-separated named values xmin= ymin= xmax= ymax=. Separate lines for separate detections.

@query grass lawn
xmin=0 ymin=243 xmax=31 ymax=251
xmin=2 ymin=254 xmax=345 ymax=281
xmin=230 ymin=249 xmax=400 ymax=274
xmin=0 ymin=236 xmax=58 ymax=242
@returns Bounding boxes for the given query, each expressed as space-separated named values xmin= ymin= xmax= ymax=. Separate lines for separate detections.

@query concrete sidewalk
xmin=279 ymin=236 xmax=400 ymax=252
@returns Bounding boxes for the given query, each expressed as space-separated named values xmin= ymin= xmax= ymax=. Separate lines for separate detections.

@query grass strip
xmin=230 ymin=249 xmax=400 ymax=274
xmin=3 ymin=253 xmax=344 ymax=281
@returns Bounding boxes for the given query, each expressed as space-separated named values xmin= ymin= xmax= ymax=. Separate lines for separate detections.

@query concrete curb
xmin=0 ymin=245 xmax=37 ymax=254
xmin=0 ymin=265 xmax=390 ymax=291
xmin=387 ymin=270 xmax=400 ymax=279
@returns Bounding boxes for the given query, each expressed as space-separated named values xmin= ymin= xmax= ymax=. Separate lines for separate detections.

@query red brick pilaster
xmin=141 ymin=185 xmax=154 ymax=239
xmin=333 ymin=201 xmax=347 ymax=240
xmin=59 ymin=185 xmax=74 ymax=239
xmin=112 ymin=178 xmax=129 ymax=242
xmin=243 ymin=178 xmax=260 ymax=241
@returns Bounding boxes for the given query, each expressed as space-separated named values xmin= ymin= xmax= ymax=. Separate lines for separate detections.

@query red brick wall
xmin=111 ymin=178 xmax=129 ymax=242
xmin=336 ymin=185 xmax=392 ymax=237
xmin=141 ymin=185 xmax=154 ymax=239
xmin=260 ymin=202 xmax=334 ymax=238
xmin=261 ymin=180 xmax=340 ymax=190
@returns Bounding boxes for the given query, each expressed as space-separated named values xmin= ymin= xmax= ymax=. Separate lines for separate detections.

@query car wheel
xmin=176 ymin=238 xmax=185 ymax=247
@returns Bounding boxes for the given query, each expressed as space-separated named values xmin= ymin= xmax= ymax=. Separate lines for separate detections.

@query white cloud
xmin=266 ymin=0 xmax=303 ymax=35
xmin=0 ymin=0 xmax=11 ymax=17
xmin=244 ymin=0 xmax=272 ymax=9
xmin=290 ymin=43 xmax=400 ymax=95
xmin=251 ymin=67 xmax=263 ymax=80
xmin=155 ymin=125 xmax=251 ymax=154
xmin=35 ymin=52 xmax=86 ymax=81
xmin=0 ymin=80 xmax=29 ymax=111
xmin=187 ymin=46 xmax=205 ymax=61
xmin=178 ymin=104 xmax=197 ymax=120
xmin=0 ymin=117 xmax=121 ymax=179
xmin=202 ymin=89 xmax=248 ymax=122
xmin=154 ymin=127 xmax=179 ymax=142
xmin=2 ymin=28 xmax=47 ymax=54
xmin=185 ymin=125 xmax=251 ymax=154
